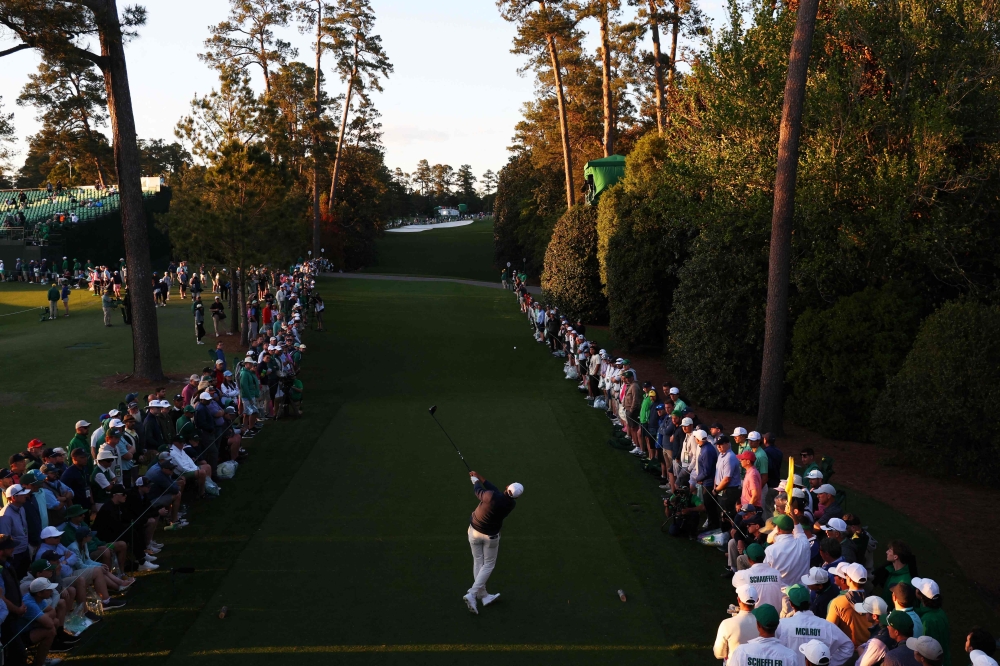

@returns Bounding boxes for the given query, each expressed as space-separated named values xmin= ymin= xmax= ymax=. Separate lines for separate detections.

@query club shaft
xmin=431 ymin=415 xmax=472 ymax=472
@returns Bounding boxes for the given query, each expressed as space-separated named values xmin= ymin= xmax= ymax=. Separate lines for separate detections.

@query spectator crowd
xmin=508 ymin=273 xmax=997 ymax=666
xmin=0 ymin=260 xmax=321 ymax=665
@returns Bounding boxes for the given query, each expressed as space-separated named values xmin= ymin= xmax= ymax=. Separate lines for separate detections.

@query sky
xmin=0 ymin=0 xmax=729 ymax=182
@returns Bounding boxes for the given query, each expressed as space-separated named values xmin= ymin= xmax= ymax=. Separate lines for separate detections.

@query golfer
xmin=464 ymin=470 xmax=523 ymax=615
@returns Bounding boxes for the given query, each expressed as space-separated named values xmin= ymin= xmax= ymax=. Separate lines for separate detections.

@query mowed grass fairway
xmin=1 ymin=220 xmax=993 ymax=663
xmin=362 ymin=218 xmax=499 ymax=282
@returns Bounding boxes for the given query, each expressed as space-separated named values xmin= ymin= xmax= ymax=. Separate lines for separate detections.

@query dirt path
xmin=618 ymin=346 xmax=1000 ymax=608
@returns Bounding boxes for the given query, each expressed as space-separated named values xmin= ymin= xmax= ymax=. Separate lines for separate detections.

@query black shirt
xmin=469 ymin=480 xmax=516 ymax=537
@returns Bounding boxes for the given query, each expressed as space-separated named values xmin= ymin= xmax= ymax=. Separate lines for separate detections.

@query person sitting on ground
xmin=89 ymin=447 xmax=118 ymax=511
xmin=93 ymin=485 xmax=157 ymax=572
xmin=775 ymin=583 xmax=855 ymax=665
xmin=18 ymin=576 xmax=62 ymax=664
xmin=144 ymin=456 xmax=186 ymax=530
xmin=714 ymin=584 xmax=760 ymax=662
xmin=728 ymin=603 xmax=799 ymax=666
xmin=167 ymin=435 xmax=211 ymax=498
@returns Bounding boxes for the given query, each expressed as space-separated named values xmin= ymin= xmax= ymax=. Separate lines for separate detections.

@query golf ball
xmin=514 ymin=346 xmax=517 ymax=349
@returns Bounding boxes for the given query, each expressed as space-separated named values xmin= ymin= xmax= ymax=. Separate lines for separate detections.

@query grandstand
xmin=0 ymin=186 xmax=161 ymax=244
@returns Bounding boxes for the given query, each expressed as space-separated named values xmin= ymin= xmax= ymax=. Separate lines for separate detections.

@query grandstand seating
xmin=0 ymin=186 xmax=160 ymax=245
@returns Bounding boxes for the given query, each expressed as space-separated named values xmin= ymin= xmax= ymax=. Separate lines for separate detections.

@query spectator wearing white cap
xmin=0 ymin=484 xmax=32 ymax=575
xmin=168 ymin=435 xmax=212 ymax=497
xmin=813 ymin=484 xmax=842 ymax=522
xmin=776 ymin=583 xmax=855 ymax=666
xmin=827 ymin=562 xmax=871 ymax=646
xmin=20 ymin=575 xmax=61 ymax=665
xmin=966 ymin=627 xmax=998 ymax=666
xmin=728 ymin=604 xmax=799 ymax=666
xmin=906 ymin=635 xmax=944 ymax=666
xmin=763 ymin=513 xmax=811 ymax=587
xmin=667 ymin=385 xmax=686 ymax=415
xmin=90 ymin=446 xmax=119 ymax=510
xmin=714 ymin=584 xmax=760 ymax=663
xmin=819 ymin=517 xmax=857 ymax=564
xmin=911 ymin=577 xmax=949 ymax=665
xmin=798 ymin=639 xmax=831 ymax=666
xmin=690 ymin=429 xmax=717 ymax=495
xmin=891 ymin=581 xmax=925 ymax=639
xmin=855 ymin=596 xmax=895 ymax=666
xmin=742 ymin=431 xmax=769 ymax=486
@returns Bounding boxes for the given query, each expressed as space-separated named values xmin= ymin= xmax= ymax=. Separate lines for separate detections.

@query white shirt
xmin=775 ymin=610 xmax=855 ymax=666
xmin=728 ymin=636 xmax=799 ymax=666
xmin=680 ymin=431 xmax=699 ymax=470
xmin=857 ymin=635 xmax=890 ymax=666
xmin=714 ymin=610 xmax=759 ymax=662
xmin=169 ymin=446 xmax=198 ymax=474
xmin=970 ymin=650 xmax=1000 ymax=666
xmin=745 ymin=562 xmax=786 ymax=612
xmin=763 ymin=524 xmax=812 ymax=586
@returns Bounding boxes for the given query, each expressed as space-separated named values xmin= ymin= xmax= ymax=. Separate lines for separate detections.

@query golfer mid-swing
xmin=463 ymin=470 xmax=523 ymax=614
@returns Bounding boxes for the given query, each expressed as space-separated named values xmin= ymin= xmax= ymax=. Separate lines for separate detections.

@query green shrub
xmin=872 ymin=300 xmax=1000 ymax=483
xmin=667 ymin=210 xmax=769 ymax=413
xmin=493 ymin=152 xmax=563 ymax=278
xmin=785 ymin=283 xmax=924 ymax=441
xmin=541 ymin=204 xmax=607 ymax=322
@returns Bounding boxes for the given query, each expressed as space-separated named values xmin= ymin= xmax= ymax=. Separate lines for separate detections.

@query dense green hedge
xmin=541 ymin=204 xmax=607 ymax=322
xmin=872 ymin=300 xmax=1000 ymax=483
xmin=785 ymin=283 xmax=924 ymax=441
xmin=493 ymin=152 xmax=563 ymax=279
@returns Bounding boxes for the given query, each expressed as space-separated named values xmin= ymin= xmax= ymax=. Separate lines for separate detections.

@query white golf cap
xmin=730 ymin=427 xmax=747 ymax=437
xmin=820 ymin=517 xmax=847 ymax=533
xmin=75 ymin=419 xmax=91 ymax=429
xmin=108 ymin=409 xmax=120 ymax=417
xmin=736 ymin=584 xmax=759 ymax=604
xmin=199 ymin=391 xmax=212 ymax=400
xmin=215 ymin=359 xmax=224 ymax=365
xmin=668 ymin=387 xmax=679 ymax=395
xmin=29 ymin=577 xmax=59 ymax=594
xmin=693 ymin=429 xmax=708 ymax=441
xmin=844 ymin=562 xmax=868 ymax=584
xmin=801 ymin=566 xmax=829 ymax=586
xmin=816 ymin=484 xmax=836 ymax=495
xmin=798 ymin=639 xmax=831 ymax=665
xmin=805 ymin=469 xmax=825 ymax=479
xmin=108 ymin=418 xmax=124 ymax=429
xmin=791 ymin=488 xmax=807 ymax=499
xmin=792 ymin=474 xmax=804 ymax=487
xmin=97 ymin=448 xmax=116 ymax=461
xmin=40 ymin=526 xmax=64 ymax=540
xmin=910 ymin=577 xmax=940 ymax=599
xmin=158 ymin=400 xmax=172 ymax=408
xmin=747 ymin=431 xmax=761 ymax=441
xmin=905 ymin=636 xmax=944 ymax=661
xmin=4 ymin=484 xmax=30 ymax=498
xmin=681 ymin=417 xmax=694 ymax=427
xmin=506 ymin=483 xmax=524 ymax=498
xmin=830 ymin=562 xmax=849 ymax=579
xmin=854 ymin=595 xmax=888 ymax=616
xmin=731 ymin=569 xmax=751 ymax=588
xmin=189 ymin=374 xmax=200 ymax=381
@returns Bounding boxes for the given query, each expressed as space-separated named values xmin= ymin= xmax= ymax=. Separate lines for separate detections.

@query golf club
xmin=428 ymin=405 xmax=472 ymax=472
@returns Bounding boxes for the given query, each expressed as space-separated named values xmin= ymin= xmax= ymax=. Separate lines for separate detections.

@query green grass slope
xmin=364 ymin=219 xmax=499 ymax=282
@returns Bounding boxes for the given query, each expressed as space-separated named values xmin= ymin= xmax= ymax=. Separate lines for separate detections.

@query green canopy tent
xmin=584 ymin=154 xmax=626 ymax=204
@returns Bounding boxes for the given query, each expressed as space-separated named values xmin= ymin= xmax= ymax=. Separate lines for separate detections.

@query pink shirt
xmin=741 ymin=466 xmax=762 ymax=507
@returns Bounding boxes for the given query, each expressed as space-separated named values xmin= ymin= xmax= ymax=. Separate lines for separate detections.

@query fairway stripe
xmin=63 ymin=651 xmax=171 ymax=660
xmin=191 ymin=643 xmax=707 ymax=655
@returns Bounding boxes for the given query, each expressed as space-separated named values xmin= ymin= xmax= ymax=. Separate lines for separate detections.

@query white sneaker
xmin=146 ymin=546 xmax=161 ymax=554
xmin=629 ymin=447 xmax=641 ymax=455
xmin=482 ymin=593 xmax=500 ymax=606
xmin=143 ymin=554 xmax=157 ymax=562
xmin=463 ymin=592 xmax=478 ymax=614
xmin=138 ymin=561 xmax=159 ymax=571
xmin=150 ymin=541 xmax=163 ymax=549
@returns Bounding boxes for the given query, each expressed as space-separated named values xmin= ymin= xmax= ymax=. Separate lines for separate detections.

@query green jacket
xmin=879 ymin=563 xmax=913 ymax=605
xmin=638 ymin=394 xmax=652 ymax=424
xmin=47 ymin=286 xmax=59 ymax=301
xmin=239 ymin=368 xmax=260 ymax=399
xmin=67 ymin=433 xmax=94 ymax=476
xmin=917 ymin=607 xmax=950 ymax=665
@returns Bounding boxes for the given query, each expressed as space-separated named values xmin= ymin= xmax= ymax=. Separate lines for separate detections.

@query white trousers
xmin=467 ymin=525 xmax=499 ymax=598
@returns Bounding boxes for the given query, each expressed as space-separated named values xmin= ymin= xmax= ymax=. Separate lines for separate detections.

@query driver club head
xmin=428 ymin=405 xmax=437 ymax=416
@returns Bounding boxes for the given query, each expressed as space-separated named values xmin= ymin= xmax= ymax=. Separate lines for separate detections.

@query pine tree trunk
xmin=238 ymin=265 xmax=249 ymax=347
xmin=312 ymin=0 xmax=323 ymax=258
xmin=666 ymin=5 xmax=679 ymax=100
xmin=599 ymin=5 xmax=614 ymax=156
xmin=546 ymin=34 xmax=575 ymax=209
xmin=648 ymin=0 xmax=665 ymax=135
xmin=757 ymin=0 xmax=820 ymax=435
xmin=328 ymin=41 xmax=359 ymax=213
xmin=93 ymin=0 xmax=164 ymax=380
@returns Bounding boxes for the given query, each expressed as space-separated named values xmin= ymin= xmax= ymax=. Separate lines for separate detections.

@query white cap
xmin=4 ymin=484 xmax=30 ymax=498
xmin=506 ymin=483 xmax=524 ymax=498
xmin=747 ymin=431 xmax=761 ymax=441
xmin=910 ymin=577 xmax=940 ymax=599
xmin=681 ymin=417 xmax=694 ymax=427
xmin=801 ymin=567 xmax=829 ymax=586
xmin=736 ymin=584 xmax=759 ymax=604
xmin=668 ymin=387 xmax=679 ymax=395
xmin=820 ymin=517 xmax=847 ymax=533
xmin=108 ymin=409 xmax=120 ymax=417
xmin=199 ymin=391 xmax=212 ymax=400
xmin=40 ymin=526 xmax=64 ymax=540
xmin=805 ymin=469 xmax=825 ymax=479
xmin=29 ymin=577 xmax=59 ymax=594
xmin=75 ymin=420 xmax=90 ymax=429
xmin=798 ymin=639 xmax=831 ymax=665
xmin=731 ymin=427 xmax=747 ymax=437
xmin=791 ymin=488 xmax=807 ymax=499
xmin=905 ymin=636 xmax=944 ymax=661
xmin=815 ymin=484 xmax=836 ymax=495
xmin=97 ymin=448 xmax=116 ymax=461
xmin=189 ymin=374 xmax=200 ymax=381
xmin=731 ymin=569 xmax=750 ymax=588
xmin=830 ymin=562 xmax=849 ymax=579
xmin=109 ymin=418 xmax=124 ymax=429
xmin=693 ymin=429 xmax=708 ymax=441
xmin=854 ymin=596 xmax=888 ymax=616
xmin=792 ymin=474 xmax=803 ymax=487
xmin=844 ymin=562 xmax=868 ymax=584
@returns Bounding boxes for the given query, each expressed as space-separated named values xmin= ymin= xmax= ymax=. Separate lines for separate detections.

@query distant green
xmin=364 ymin=218 xmax=498 ymax=282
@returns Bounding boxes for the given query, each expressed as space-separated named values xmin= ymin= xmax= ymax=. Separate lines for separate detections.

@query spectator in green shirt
xmin=46 ymin=283 xmax=59 ymax=320
xmin=912 ymin=577 xmax=950 ymax=665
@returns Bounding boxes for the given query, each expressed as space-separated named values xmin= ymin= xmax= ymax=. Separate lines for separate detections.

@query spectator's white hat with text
xmin=798 ymin=639 xmax=831 ymax=665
